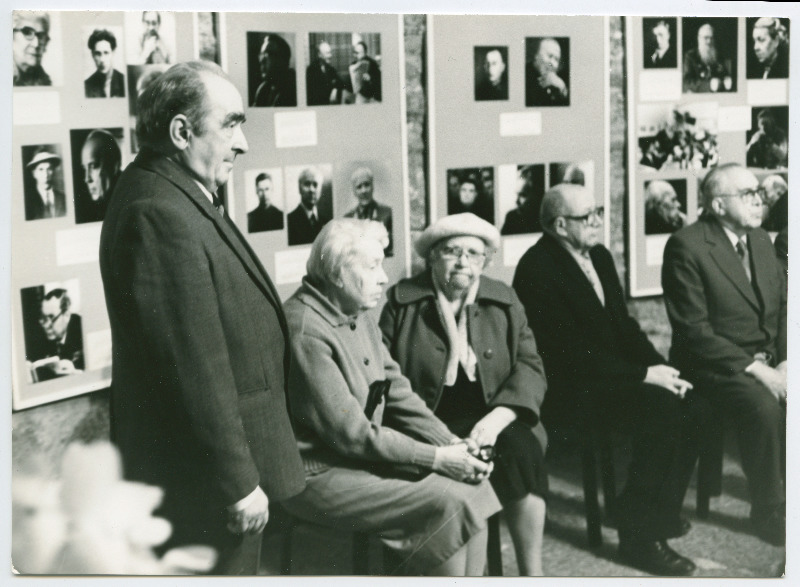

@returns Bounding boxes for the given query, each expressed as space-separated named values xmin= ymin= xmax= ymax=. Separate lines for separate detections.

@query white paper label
xmin=499 ymin=112 xmax=542 ymax=137
xmin=275 ymin=248 xmax=312 ymax=285
xmin=275 ymin=111 xmax=318 ymax=148
xmin=639 ymin=70 xmax=682 ymax=102
xmin=55 ymin=225 xmax=103 ymax=266
xmin=14 ymin=91 xmax=61 ymax=126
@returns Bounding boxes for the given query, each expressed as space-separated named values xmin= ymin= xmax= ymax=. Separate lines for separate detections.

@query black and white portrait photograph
xmin=759 ymin=172 xmax=788 ymax=232
xmin=70 ymin=128 xmax=124 ymax=224
xmin=247 ymin=31 xmax=297 ymax=107
xmin=746 ymin=106 xmax=788 ymax=169
xmin=746 ymin=18 xmax=790 ymax=80
xmin=549 ymin=160 xmax=594 ymax=189
xmin=82 ymin=26 xmax=125 ymax=99
xmin=245 ymin=167 xmax=285 ymax=234
xmin=447 ymin=167 xmax=495 ymax=224
xmin=682 ymin=17 xmax=737 ymax=93
xmin=22 ymin=144 xmax=67 ymax=221
xmin=126 ymin=63 xmax=168 ymax=152
xmin=13 ymin=10 xmax=63 ymax=87
xmin=643 ymin=17 xmax=677 ymax=69
xmin=195 ymin=12 xmax=223 ymax=66
xmin=474 ymin=46 xmax=509 ymax=101
xmin=338 ymin=162 xmax=393 ymax=256
xmin=21 ymin=280 xmax=84 ymax=384
xmin=637 ymin=103 xmax=719 ymax=171
xmin=499 ymin=163 xmax=544 ymax=235
xmin=285 ymin=163 xmax=333 ymax=245
xmin=306 ymin=32 xmax=382 ymax=106
xmin=525 ymin=36 xmax=570 ymax=106
xmin=124 ymin=10 xmax=176 ymax=66
xmin=643 ymin=178 xmax=687 ymax=235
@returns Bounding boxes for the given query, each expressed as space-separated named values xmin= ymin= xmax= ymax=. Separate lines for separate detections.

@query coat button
xmin=350 ymin=322 xmax=356 ymax=331
xmin=364 ymin=358 xmax=370 ymax=366
xmin=484 ymin=349 xmax=494 ymax=359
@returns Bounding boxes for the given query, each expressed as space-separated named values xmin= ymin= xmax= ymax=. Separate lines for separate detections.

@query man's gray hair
xmin=700 ymin=163 xmax=742 ymax=211
xmin=135 ymin=61 xmax=229 ymax=151
xmin=306 ymin=219 xmax=388 ymax=286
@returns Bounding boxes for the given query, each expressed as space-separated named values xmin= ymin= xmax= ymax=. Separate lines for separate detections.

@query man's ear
xmin=553 ymin=217 xmax=567 ymax=237
xmin=168 ymin=115 xmax=191 ymax=151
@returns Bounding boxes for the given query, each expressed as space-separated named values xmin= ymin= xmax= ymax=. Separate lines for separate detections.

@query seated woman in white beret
xmin=380 ymin=213 xmax=549 ymax=575
xmin=282 ymin=218 xmax=501 ymax=575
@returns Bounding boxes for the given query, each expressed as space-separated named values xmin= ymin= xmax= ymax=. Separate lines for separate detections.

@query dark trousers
xmin=156 ymin=499 xmax=263 ymax=575
xmin=693 ymin=370 xmax=785 ymax=518
xmin=591 ymin=382 xmax=710 ymax=543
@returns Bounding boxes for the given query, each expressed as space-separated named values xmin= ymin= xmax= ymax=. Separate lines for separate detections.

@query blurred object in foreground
xmin=12 ymin=441 xmax=217 ymax=575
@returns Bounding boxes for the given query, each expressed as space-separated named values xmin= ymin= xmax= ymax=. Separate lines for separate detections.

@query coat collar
xmin=294 ymin=277 xmax=355 ymax=327
xmin=391 ymin=270 xmax=514 ymax=306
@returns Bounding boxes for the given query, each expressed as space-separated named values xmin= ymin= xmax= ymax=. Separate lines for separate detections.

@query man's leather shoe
xmin=618 ymin=539 xmax=696 ymax=576
xmin=752 ymin=508 xmax=786 ymax=546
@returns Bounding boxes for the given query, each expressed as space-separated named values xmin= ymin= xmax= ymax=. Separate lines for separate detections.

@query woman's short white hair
xmin=306 ymin=218 xmax=389 ymax=286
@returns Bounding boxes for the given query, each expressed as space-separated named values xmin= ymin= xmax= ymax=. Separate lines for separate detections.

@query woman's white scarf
xmin=433 ymin=278 xmax=480 ymax=386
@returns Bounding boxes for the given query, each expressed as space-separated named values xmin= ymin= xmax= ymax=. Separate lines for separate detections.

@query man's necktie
xmin=309 ymin=213 xmax=318 ymax=230
xmin=211 ymin=193 xmax=225 ymax=216
xmin=736 ymin=238 xmax=752 ymax=282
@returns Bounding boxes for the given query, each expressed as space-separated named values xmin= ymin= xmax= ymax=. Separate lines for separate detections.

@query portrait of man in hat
xmin=23 ymin=145 xmax=67 ymax=221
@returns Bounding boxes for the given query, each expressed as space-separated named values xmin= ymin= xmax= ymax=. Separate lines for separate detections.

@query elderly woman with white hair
xmin=380 ymin=213 xmax=549 ymax=575
xmin=282 ymin=218 xmax=501 ymax=576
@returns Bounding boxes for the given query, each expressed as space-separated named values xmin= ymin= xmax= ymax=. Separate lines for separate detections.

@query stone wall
xmin=11 ymin=14 xmax=672 ymax=476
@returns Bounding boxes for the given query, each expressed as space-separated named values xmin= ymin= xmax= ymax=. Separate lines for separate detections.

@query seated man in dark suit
xmin=287 ymin=167 xmax=330 ymax=245
xmin=513 ymin=183 xmax=705 ymax=576
xmin=84 ymin=28 xmax=125 ymax=98
xmin=343 ymin=166 xmax=392 ymax=255
xmin=662 ymin=163 xmax=786 ymax=546
xmin=306 ymin=41 xmax=344 ymax=106
xmin=247 ymin=172 xmax=284 ymax=233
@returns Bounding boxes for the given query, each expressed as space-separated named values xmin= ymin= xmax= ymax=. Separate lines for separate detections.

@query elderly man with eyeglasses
xmin=13 ymin=10 xmax=52 ymax=86
xmin=28 ymin=288 xmax=84 ymax=382
xmin=663 ymin=163 xmax=786 ymax=547
xmin=513 ymin=183 xmax=707 ymax=576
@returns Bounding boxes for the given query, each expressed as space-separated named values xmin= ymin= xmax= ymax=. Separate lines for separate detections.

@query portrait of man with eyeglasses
xmin=13 ymin=10 xmax=52 ymax=87
xmin=21 ymin=283 xmax=85 ymax=383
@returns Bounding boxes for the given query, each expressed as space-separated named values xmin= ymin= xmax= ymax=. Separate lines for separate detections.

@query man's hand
xmin=226 ymin=486 xmax=269 ymax=535
xmin=644 ymin=364 xmax=693 ymax=398
xmin=747 ymin=361 xmax=787 ymax=402
xmin=538 ymin=71 xmax=567 ymax=96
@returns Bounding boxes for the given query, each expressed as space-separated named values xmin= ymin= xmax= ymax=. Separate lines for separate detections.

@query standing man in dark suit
xmin=513 ymin=184 xmax=704 ymax=576
xmin=99 ymin=61 xmax=305 ymax=574
xmin=24 ymin=148 xmax=67 ymax=221
xmin=247 ymin=172 xmax=284 ymax=233
xmin=662 ymin=163 xmax=786 ymax=546
xmin=84 ymin=28 xmax=125 ymax=98
xmin=287 ymin=167 xmax=330 ymax=245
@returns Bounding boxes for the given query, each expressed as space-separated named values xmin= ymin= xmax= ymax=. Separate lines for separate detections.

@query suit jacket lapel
xmin=704 ymin=219 xmax=759 ymax=311
xmin=542 ymin=235 xmax=605 ymax=314
xmin=136 ymin=152 xmax=284 ymax=314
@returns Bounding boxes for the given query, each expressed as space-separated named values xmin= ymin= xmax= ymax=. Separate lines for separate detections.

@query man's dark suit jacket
xmin=646 ymin=44 xmax=677 ymax=69
xmin=287 ymin=204 xmax=328 ymax=246
xmin=513 ymin=233 xmax=664 ymax=419
xmin=99 ymin=149 xmax=305 ymax=541
xmin=306 ymin=60 xmax=343 ymax=106
xmin=662 ymin=216 xmax=787 ymax=378
xmin=25 ymin=188 xmax=67 ymax=220
xmin=84 ymin=69 xmax=126 ymax=98
xmin=248 ymin=204 xmax=284 ymax=233
xmin=252 ymin=69 xmax=297 ymax=107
